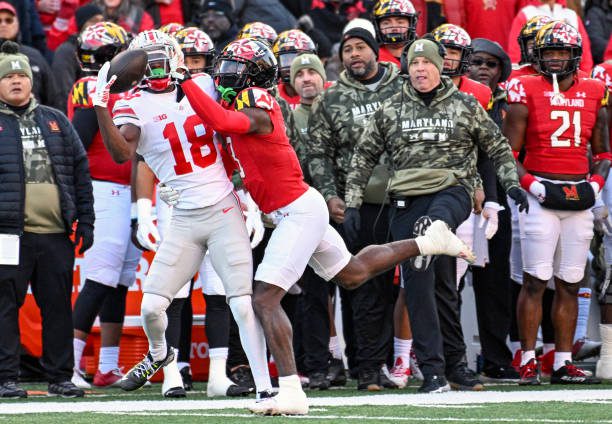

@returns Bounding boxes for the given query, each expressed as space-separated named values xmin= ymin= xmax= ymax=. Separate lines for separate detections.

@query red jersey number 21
xmin=163 ymin=115 xmax=218 ymax=175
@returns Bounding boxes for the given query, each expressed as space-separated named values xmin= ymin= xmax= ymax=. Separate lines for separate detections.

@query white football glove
xmin=593 ymin=200 xmax=612 ymax=236
xmin=238 ymin=190 xmax=265 ymax=249
xmin=92 ymin=62 xmax=117 ymax=108
xmin=590 ymin=181 xmax=602 ymax=200
xmin=478 ymin=201 xmax=504 ymax=240
xmin=136 ymin=198 xmax=161 ymax=251
xmin=158 ymin=183 xmax=180 ymax=206
xmin=526 ymin=179 xmax=546 ymax=203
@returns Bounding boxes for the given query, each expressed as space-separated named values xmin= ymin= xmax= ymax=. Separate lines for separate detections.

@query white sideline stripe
xmin=1 ymin=390 xmax=611 ymax=415
xmin=98 ymin=412 xmax=612 ymax=423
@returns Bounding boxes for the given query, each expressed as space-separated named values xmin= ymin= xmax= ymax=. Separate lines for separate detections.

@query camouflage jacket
xmin=307 ymin=62 xmax=403 ymax=204
xmin=290 ymin=103 xmax=312 ymax=182
xmin=344 ymin=76 xmax=519 ymax=208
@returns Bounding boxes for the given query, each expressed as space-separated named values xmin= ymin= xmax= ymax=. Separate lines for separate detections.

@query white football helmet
xmin=129 ymin=29 xmax=184 ymax=91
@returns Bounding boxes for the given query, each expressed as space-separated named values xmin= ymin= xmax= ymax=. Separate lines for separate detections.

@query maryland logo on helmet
xmin=372 ymin=0 xmax=418 ymax=44
xmin=77 ymin=22 xmax=129 ymax=72
xmin=432 ymin=24 xmax=472 ymax=77
xmin=237 ymin=22 xmax=278 ymax=46
xmin=534 ymin=20 xmax=582 ymax=77
xmin=518 ymin=15 xmax=552 ymax=64
xmin=159 ymin=22 xmax=185 ymax=37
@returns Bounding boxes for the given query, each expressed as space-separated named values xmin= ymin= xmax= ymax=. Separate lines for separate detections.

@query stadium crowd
xmin=0 ymin=0 xmax=611 ymax=416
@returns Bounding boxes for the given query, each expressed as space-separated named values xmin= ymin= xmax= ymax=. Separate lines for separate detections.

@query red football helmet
xmin=213 ymin=38 xmax=278 ymax=96
xmin=237 ymin=22 xmax=278 ymax=46
xmin=272 ymin=30 xmax=317 ymax=83
xmin=372 ymin=0 xmax=418 ymax=45
xmin=534 ymin=21 xmax=582 ymax=78
xmin=175 ymin=27 xmax=216 ymax=74
xmin=432 ymin=23 xmax=472 ymax=77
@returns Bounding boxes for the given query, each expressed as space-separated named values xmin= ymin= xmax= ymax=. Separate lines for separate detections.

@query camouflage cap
xmin=406 ymin=38 xmax=444 ymax=72
xmin=290 ymin=53 xmax=326 ymax=85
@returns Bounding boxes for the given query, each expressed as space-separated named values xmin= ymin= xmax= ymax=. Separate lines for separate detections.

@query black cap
xmin=202 ymin=0 xmax=234 ymax=24
xmin=75 ymin=4 xmax=103 ymax=31
xmin=471 ymin=38 xmax=512 ymax=82
xmin=339 ymin=27 xmax=379 ymax=60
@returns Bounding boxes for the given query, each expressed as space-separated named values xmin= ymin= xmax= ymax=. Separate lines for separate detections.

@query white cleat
xmin=71 ymin=368 xmax=91 ymax=389
xmin=415 ymin=220 xmax=476 ymax=263
xmin=248 ymin=389 xmax=309 ymax=416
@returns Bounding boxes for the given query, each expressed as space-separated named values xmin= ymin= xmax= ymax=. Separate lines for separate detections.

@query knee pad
xmin=99 ymin=285 xmax=128 ymax=324
xmin=525 ymin=266 xmax=553 ymax=282
xmin=73 ymin=279 xmax=113 ymax=332
xmin=556 ymin=268 xmax=585 ymax=284
xmin=229 ymin=295 xmax=254 ymax=324
xmin=141 ymin=293 xmax=171 ymax=323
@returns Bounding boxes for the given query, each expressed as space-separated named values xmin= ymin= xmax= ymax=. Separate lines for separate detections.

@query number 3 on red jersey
xmin=163 ymin=115 xmax=218 ymax=175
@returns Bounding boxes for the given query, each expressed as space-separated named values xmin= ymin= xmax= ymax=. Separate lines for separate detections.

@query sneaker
xmin=71 ymin=368 xmax=91 ymax=389
xmin=480 ymin=365 xmax=520 ymax=383
xmin=308 ymin=371 xmax=330 ymax=390
xmin=410 ymin=350 xmax=424 ymax=381
xmin=93 ymin=368 xmax=123 ymax=387
xmin=0 ymin=381 xmax=27 ymax=398
xmin=326 ymin=358 xmax=347 ymax=387
xmin=388 ymin=357 xmax=411 ymax=389
xmin=551 ymin=361 xmax=602 ymax=385
xmin=163 ymin=386 xmax=187 ymax=398
xmin=410 ymin=216 xmax=433 ymax=271
xmin=538 ymin=350 xmax=554 ymax=377
xmin=446 ymin=364 xmax=484 ymax=391
xmin=572 ymin=338 xmax=602 ymax=361
xmin=413 ymin=219 xmax=476 ymax=268
xmin=357 ymin=369 xmax=381 ymax=391
xmin=418 ymin=375 xmax=451 ymax=393
xmin=179 ymin=366 xmax=193 ymax=391
xmin=229 ymin=365 xmax=255 ymax=391
xmin=48 ymin=381 xmax=84 ymax=398
xmin=379 ymin=366 xmax=398 ymax=389
xmin=248 ymin=388 xmax=308 ymax=415
xmin=120 ymin=346 xmax=174 ymax=391
xmin=518 ymin=359 xmax=540 ymax=386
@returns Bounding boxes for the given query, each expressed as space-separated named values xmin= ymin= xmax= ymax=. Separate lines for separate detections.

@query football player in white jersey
xmin=92 ymin=30 xmax=272 ymax=395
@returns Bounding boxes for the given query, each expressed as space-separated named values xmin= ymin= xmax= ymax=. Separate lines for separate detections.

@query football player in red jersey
xmin=372 ymin=0 xmax=418 ymax=67
xmin=504 ymin=21 xmax=610 ymax=386
xmin=510 ymin=15 xmax=553 ymax=80
xmin=172 ymin=38 xmax=475 ymax=415
xmin=68 ymin=22 xmax=140 ymax=390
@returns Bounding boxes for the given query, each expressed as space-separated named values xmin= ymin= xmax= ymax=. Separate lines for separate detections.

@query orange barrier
xmin=19 ymin=249 xmax=210 ymax=382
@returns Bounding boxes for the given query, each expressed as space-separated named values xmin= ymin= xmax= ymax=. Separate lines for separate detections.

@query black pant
xmin=342 ymin=203 xmax=395 ymax=373
xmin=389 ymin=186 xmax=471 ymax=378
xmin=471 ymin=194 xmax=514 ymax=370
xmin=0 ymin=232 xmax=75 ymax=383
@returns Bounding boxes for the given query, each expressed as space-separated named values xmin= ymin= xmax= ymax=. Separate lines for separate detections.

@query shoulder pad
xmin=70 ymin=77 xmax=96 ymax=109
xmin=235 ymin=87 xmax=275 ymax=111
xmin=505 ymin=78 xmax=527 ymax=104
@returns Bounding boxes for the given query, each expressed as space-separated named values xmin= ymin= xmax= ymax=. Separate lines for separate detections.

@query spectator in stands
xmin=0 ymin=42 xmax=94 ymax=399
xmin=0 ymin=2 xmax=59 ymax=108
xmin=307 ymin=0 xmax=369 ymax=46
xmin=92 ymin=0 xmax=154 ymax=34
xmin=144 ymin=0 xmax=200 ymax=27
xmin=51 ymin=4 xmax=103 ymax=114
xmin=584 ymin=0 xmax=612 ymax=64
xmin=233 ymin=0 xmax=296 ymax=33
xmin=198 ymin=0 xmax=237 ymax=51
xmin=7 ymin=0 xmax=49 ymax=59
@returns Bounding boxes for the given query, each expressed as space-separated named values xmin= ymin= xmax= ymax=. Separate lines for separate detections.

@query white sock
xmin=278 ymin=374 xmax=302 ymax=392
xmin=543 ymin=343 xmax=555 ymax=355
xmin=393 ymin=337 xmax=412 ymax=366
xmin=98 ymin=346 xmax=119 ymax=373
xmin=228 ymin=295 xmax=272 ymax=393
xmin=574 ymin=288 xmax=591 ymax=342
xmin=329 ymin=336 xmax=342 ymax=360
xmin=208 ymin=348 xmax=233 ymax=385
xmin=269 ymin=355 xmax=275 ymax=364
xmin=553 ymin=351 xmax=572 ymax=371
xmin=73 ymin=338 xmax=86 ymax=371
xmin=141 ymin=293 xmax=170 ymax=362
xmin=510 ymin=341 xmax=521 ymax=357
xmin=177 ymin=361 xmax=190 ymax=372
xmin=521 ymin=350 xmax=536 ymax=366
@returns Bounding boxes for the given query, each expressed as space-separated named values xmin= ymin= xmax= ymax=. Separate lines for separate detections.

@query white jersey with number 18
xmin=112 ymin=75 xmax=232 ymax=209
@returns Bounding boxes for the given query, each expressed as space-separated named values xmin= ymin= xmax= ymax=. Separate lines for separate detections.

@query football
xmin=107 ymin=49 xmax=148 ymax=93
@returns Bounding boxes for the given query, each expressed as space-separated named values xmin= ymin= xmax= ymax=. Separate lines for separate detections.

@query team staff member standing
xmin=0 ymin=42 xmax=94 ymax=399
xmin=344 ymin=38 xmax=528 ymax=394
xmin=308 ymin=27 xmax=402 ymax=391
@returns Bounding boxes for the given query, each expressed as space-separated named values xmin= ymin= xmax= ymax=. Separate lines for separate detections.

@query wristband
xmin=593 ymin=152 xmax=612 ymax=162
xmin=589 ymin=174 xmax=605 ymax=192
xmin=520 ymin=173 xmax=537 ymax=191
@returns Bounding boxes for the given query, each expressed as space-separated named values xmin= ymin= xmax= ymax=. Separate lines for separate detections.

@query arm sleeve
xmin=181 ymin=79 xmax=252 ymax=134
xmin=306 ymin=97 xmax=340 ymax=201
xmin=72 ymin=108 xmax=99 ymax=151
xmin=344 ymin=108 xmax=388 ymax=208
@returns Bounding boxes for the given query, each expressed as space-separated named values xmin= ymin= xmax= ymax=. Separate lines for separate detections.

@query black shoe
xmin=255 ymin=389 xmax=276 ymax=400
xmin=357 ymin=369 xmax=381 ymax=391
xmin=226 ymin=384 xmax=253 ymax=396
xmin=551 ymin=361 xmax=602 ymax=385
xmin=47 ymin=381 xmax=84 ymax=398
xmin=180 ymin=366 xmax=193 ymax=391
xmin=163 ymin=386 xmax=187 ymax=398
xmin=0 ymin=381 xmax=27 ymax=398
xmin=480 ymin=365 xmax=520 ymax=383
xmin=121 ymin=346 xmax=175 ymax=391
xmin=447 ymin=364 xmax=484 ymax=391
xmin=379 ymin=367 xmax=398 ymax=389
xmin=308 ymin=372 xmax=330 ymax=390
xmin=418 ymin=375 xmax=451 ymax=393
xmin=327 ymin=358 xmax=347 ymax=387
xmin=229 ymin=365 xmax=255 ymax=391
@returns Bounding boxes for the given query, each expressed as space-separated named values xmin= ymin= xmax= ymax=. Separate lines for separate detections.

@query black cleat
xmin=308 ymin=372 xmax=330 ymax=390
xmin=447 ymin=363 xmax=484 ymax=391
xmin=418 ymin=375 xmax=451 ymax=393
xmin=179 ymin=366 xmax=193 ymax=391
xmin=226 ymin=384 xmax=253 ymax=396
xmin=163 ymin=386 xmax=187 ymax=398
xmin=121 ymin=346 xmax=175 ymax=391
xmin=327 ymin=358 xmax=347 ymax=387
xmin=47 ymin=381 xmax=84 ymax=398
xmin=0 ymin=381 xmax=27 ymax=398
xmin=358 ymin=369 xmax=381 ymax=391
xmin=229 ymin=365 xmax=255 ymax=391
xmin=551 ymin=361 xmax=601 ymax=385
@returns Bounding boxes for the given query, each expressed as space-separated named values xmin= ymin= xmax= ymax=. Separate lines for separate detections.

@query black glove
xmin=343 ymin=207 xmax=361 ymax=246
xmin=74 ymin=223 xmax=94 ymax=255
xmin=507 ymin=186 xmax=529 ymax=213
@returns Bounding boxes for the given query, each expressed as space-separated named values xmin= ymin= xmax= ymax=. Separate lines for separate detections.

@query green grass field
xmin=1 ymin=380 xmax=611 ymax=424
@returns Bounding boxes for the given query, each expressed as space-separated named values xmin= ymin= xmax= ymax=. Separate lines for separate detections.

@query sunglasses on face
xmin=470 ymin=58 xmax=499 ymax=68
xmin=0 ymin=17 xmax=14 ymax=25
